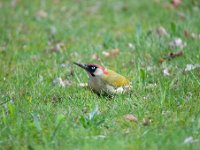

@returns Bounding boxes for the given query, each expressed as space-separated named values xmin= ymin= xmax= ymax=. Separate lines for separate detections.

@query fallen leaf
xmin=163 ymin=68 xmax=171 ymax=76
xmin=102 ymin=48 xmax=120 ymax=58
xmin=155 ymin=26 xmax=169 ymax=37
xmin=159 ymin=57 xmax=166 ymax=63
xmin=171 ymin=0 xmax=182 ymax=7
xmin=36 ymin=10 xmax=48 ymax=18
xmin=123 ymin=114 xmax=138 ymax=122
xmin=53 ymin=77 xmax=72 ymax=87
xmin=159 ymin=51 xmax=183 ymax=63
xmin=102 ymin=51 xmax=110 ymax=57
xmin=91 ymin=53 xmax=100 ymax=60
xmin=168 ymin=51 xmax=184 ymax=59
xmin=143 ymin=117 xmax=152 ymax=126
xmin=184 ymin=30 xmax=191 ymax=38
xmin=169 ymin=38 xmax=186 ymax=49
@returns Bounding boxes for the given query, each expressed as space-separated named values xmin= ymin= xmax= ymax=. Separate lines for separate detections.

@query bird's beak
xmin=73 ymin=62 xmax=89 ymax=71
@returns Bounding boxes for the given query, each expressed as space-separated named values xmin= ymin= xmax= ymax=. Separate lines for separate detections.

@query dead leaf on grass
xmin=155 ymin=26 xmax=169 ymax=37
xmin=102 ymin=48 xmax=120 ymax=58
xmin=91 ymin=53 xmax=100 ymax=60
xmin=171 ymin=0 xmax=182 ymax=8
xmin=159 ymin=51 xmax=184 ymax=63
xmin=36 ymin=10 xmax=48 ymax=18
xmin=168 ymin=51 xmax=184 ymax=59
xmin=123 ymin=114 xmax=138 ymax=122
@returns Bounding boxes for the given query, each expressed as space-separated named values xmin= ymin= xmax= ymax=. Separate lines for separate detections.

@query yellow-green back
xmin=102 ymin=69 xmax=129 ymax=87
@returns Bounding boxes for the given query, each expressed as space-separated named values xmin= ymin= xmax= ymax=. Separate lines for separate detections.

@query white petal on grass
xmin=102 ymin=51 xmax=110 ymax=57
xmin=85 ymin=135 xmax=106 ymax=139
xmin=163 ymin=68 xmax=170 ymax=76
xmin=88 ymin=105 xmax=99 ymax=120
xmin=185 ymin=64 xmax=200 ymax=72
xmin=37 ymin=75 xmax=44 ymax=83
xmin=102 ymin=48 xmax=120 ymax=57
xmin=147 ymin=66 xmax=156 ymax=71
xmin=169 ymin=38 xmax=186 ymax=49
xmin=92 ymin=135 xmax=106 ymax=139
xmin=79 ymin=83 xmax=88 ymax=87
xmin=184 ymin=136 xmax=199 ymax=144
xmin=128 ymin=43 xmax=135 ymax=50
xmin=50 ymin=26 xmax=57 ymax=35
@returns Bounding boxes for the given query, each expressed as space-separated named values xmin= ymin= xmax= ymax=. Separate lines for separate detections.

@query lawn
xmin=0 ymin=0 xmax=200 ymax=149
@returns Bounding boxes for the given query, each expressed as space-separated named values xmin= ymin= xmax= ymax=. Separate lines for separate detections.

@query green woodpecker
xmin=74 ymin=62 xmax=131 ymax=95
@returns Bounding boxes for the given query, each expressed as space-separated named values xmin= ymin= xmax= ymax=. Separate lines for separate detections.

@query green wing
xmin=103 ymin=70 xmax=129 ymax=87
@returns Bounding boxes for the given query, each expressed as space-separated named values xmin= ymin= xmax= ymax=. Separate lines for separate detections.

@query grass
xmin=0 ymin=0 xmax=200 ymax=149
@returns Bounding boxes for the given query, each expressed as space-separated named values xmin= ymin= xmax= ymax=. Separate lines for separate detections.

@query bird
xmin=73 ymin=62 xmax=131 ymax=95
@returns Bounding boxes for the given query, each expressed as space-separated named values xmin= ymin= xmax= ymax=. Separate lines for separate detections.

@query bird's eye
xmin=91 ymin=66 xmax=96 ymax=70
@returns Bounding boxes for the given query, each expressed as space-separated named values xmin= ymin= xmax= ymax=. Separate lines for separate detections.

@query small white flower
xmin=185 ymin=64 xmax=200 ymax=72
xmin=184 ymin=136 xmax=198 ymax=144
xmin=128 ymin=43 xmax=135 ymax=50
xmin=163 ymin=68 xmax=170 ymax=76
xmin=169 ymin=38 xmax=186 ymax=49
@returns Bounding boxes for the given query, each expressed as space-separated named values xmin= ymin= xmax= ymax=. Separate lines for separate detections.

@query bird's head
xmin=73 ymin=62 xmax=108 ymax=77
